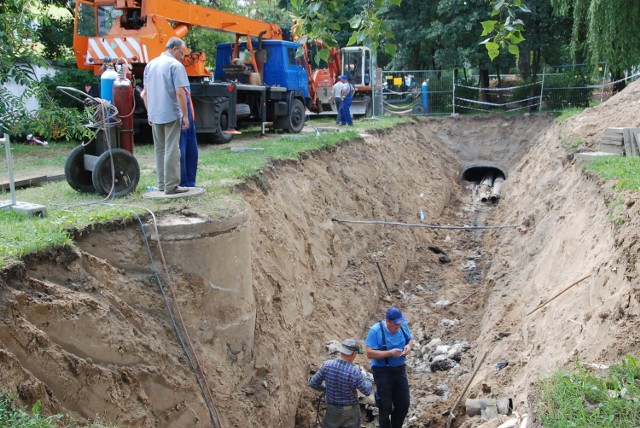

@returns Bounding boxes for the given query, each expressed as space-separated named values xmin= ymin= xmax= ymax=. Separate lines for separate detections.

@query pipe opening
xmin=460 ymin=163 xmax=508 ymax=204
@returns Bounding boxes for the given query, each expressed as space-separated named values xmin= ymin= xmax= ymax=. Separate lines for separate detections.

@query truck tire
xmin=284 ymin=98 xmax=306 ymax=133
xmin=211 ymin=97 xmax=233 ymax=144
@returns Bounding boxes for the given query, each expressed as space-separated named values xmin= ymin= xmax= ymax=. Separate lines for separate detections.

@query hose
xmin=332 ymin=218 xmax=521 ymax=230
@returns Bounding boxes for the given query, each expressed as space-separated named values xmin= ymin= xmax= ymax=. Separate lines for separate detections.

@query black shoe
xmin=165 ymin=186 xmax=189 ymax=195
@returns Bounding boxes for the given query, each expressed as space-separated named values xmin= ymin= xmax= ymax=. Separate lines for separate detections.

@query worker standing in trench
xmin=309 ymin=338 xmax=373 ymax=427
xmin=365 ymin=306 xmax=414 ymax=428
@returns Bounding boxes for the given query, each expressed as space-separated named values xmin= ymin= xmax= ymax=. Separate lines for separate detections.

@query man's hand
xmin=389 ymin=348 xmax=404 ymax=358
xmin=182 ymin=116 xmax=189 ymax=130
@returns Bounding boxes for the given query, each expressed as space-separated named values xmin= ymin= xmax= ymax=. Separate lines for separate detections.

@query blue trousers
xmin=339 ymin=97 xmax=353 ymax=125
xmin=180 ymin=101 xmax=198 ymax=187
xmin=372 ymin=365 xmax=410 ymax=428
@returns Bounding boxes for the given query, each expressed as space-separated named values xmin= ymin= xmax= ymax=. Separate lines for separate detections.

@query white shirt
xmin=332 ymin=81 xmax=345 ymax=99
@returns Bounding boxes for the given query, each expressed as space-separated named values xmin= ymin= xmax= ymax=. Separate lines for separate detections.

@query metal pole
xmin=373 ymin=256 xmax=391 ymax=297
xmin=538 ymin=65 xmax=546 ymax=112
xmin=600 ymin=63 xmax=608 ymax=103
xmin=452 ymin=71 xmax=456 ymax=115
xmin=2 ymin=133 xmax=16 ymax=205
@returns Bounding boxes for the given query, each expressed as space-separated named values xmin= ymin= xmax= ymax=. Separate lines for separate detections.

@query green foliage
xmin=290 ymin=0 xmax=401 ymax=57
xmin=480 ymin=0 xmax=529 ymax=61
xmin=551 ymin=0 xmax=640 ymax=71
xmin=542 ymin=70 xmax=594 ymax=110
xmin=533 ymin=356 xmax=640 ymax=427
xmin=0 ymin=393 xmax=62 ymax=428
xmin=39 ymin=63 xmax=97 ymax=109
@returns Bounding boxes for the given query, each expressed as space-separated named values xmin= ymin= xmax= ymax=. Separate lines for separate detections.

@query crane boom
xmin=74 ymin=0 xmax=282 ymax=77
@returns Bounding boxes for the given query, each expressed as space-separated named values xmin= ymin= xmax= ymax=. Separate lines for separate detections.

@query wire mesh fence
xmin=380 ymin=64 xmax=640 ymax=116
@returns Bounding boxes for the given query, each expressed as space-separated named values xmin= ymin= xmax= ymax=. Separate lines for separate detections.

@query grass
xmin=584 ymin=156 xmax=640 ymax=193
xmin=532 ymin=355 xmax=640 ymax=427
xmin=0 ymin=116 xmax=407 ymax=269
xmin=557 ymin=107 xmax=586 ymax=122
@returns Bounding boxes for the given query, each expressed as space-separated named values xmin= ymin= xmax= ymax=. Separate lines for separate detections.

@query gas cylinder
xmin=100 ymin=65 xmax=118 ymax=103
xmin=421 ymin=80 xmax=429 ymax=114
xmin=113 ymin=65 xmax=134 ymax=153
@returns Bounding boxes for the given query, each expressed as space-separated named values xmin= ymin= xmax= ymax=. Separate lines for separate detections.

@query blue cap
xmin=340 ymin=74 xmax=348 ymax=80
xmin=386 ymin=306 xmax=406 ymax=324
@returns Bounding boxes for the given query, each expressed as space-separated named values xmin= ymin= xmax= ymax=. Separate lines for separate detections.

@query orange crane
xmin=74 ymin=0 xmax=283 ymax=78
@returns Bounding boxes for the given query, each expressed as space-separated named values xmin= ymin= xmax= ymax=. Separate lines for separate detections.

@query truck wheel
xmin=285 ymin=98 xmax=306 ymax=133
xmin=64 ymin=144 xmax=95 ymax=193
xmin=212 ymin=97 xmax=233 ymax=144
xmin=91 ymin=148 xmax=140 ymax=197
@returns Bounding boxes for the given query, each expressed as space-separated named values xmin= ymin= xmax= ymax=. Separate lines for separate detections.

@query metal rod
xmin=373 ymin=256 xmax=391 ymax=297
xmin=3 ymin=133 xmax=16 ymax=205
xmin=526 ymin=275 xmax=591 ymax=316
xmin=445 ymin=350 xmax=488 ymax=428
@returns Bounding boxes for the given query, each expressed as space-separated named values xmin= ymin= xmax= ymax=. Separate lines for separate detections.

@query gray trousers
xmin=152 ymin=119 xmax=181 ymax=191
xmin=335 ymin=97 xmax=343 ymax=123
xmin=324 ymin=403 xmax=360 ymax=428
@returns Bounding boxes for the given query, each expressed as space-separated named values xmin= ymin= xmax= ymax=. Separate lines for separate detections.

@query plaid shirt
xmin=309 ymin=358 xmax=373 ymax=406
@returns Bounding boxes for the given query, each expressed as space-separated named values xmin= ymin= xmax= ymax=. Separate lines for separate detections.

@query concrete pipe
xmin=479 ymin=184 xmax=492 ymax=203
xmin=465 ymin=398 xmax=513 ymax=420
xmin=490 ymin=177 xmax=504 ymax=202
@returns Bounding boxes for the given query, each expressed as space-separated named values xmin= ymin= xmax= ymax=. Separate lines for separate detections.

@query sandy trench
xmin=1 ymin=82 xmax=640 ymax=428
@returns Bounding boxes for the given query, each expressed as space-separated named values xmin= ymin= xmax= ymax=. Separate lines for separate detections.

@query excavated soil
xmin=1 ymin=81 xmax=640 ymax=428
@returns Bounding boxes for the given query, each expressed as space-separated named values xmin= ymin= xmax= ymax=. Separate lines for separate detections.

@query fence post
xmin=600 ymin=63 xmax=608 ymax=103
xmin=538 ymin=65 xmax=546 ymax=112
xmin=452 ymin=73 xmax=456 ymax=115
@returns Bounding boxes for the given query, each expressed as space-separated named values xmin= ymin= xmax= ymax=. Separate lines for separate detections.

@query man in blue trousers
xmin=180 ymin=87 xmax=198 ymax=187
xmin=366 ymin=306 xmax=414 ymax=428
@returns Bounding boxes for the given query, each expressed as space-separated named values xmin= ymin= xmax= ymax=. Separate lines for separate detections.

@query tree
xmin=479 ymin=0 xmax=529 ymax=61
xmin=551 ymin=0 xmax=640 ymax=75
xmin=0 ymin=0 xmax=43 ymax=134
xmin=289 ymin=0 xmax=402 ymax=65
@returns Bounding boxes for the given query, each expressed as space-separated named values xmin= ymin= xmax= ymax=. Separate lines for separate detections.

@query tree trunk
xmin=519 ymin=44 xmax=531 ymax=81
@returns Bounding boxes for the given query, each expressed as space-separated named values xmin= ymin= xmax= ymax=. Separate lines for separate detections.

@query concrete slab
xmin=142 ymin=187 xmax=205 ymax=200
xmin=0 ymin=200 xmax=47 ymax=217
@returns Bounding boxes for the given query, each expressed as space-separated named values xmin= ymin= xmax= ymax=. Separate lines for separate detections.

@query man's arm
xmin=140 ymin=88 xmax=148 ymax=110
xmin=366 ymin=346 xmax=404 ymax=360
xmin=309 ymin=366 xmax=326 ymax=392
xmin=176 ymin=87 xmax=188 ymax=129
xmin=355 ymin=371 xmax=372 ymax=396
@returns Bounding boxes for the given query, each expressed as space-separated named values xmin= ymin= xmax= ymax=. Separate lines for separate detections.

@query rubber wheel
xmin=91 ymin=148 xmax=140 ymax=197
xmin=285 ymin=98 xmax=306 ymax=133
xmin=412 ymin=104 xmax=426 ymax=114
xmin=64 ymin=144 xmax=95 ymax=193
xmin=211 ymin=97 xmax=233 ymax=144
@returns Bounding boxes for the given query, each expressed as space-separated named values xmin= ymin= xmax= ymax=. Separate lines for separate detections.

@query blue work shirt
xmin=309 ymin=358 xmax=372 ymax=406
xmin=365 ymin=321 xmax=412 ymax=368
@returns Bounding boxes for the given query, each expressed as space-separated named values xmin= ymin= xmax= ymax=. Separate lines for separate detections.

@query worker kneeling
xmin=309 ymin=339 xmax=373 ymax=428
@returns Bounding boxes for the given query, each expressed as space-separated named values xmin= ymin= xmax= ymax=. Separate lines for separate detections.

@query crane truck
xmin=73 ymin=0 xmax=310 ymax=144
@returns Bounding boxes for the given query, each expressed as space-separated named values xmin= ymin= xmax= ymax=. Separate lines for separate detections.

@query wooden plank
xmin=600 ymin=137 xmax=624 ymax=145
xmin=0 ymin=175 xmax=47 ymax=191
xmin=599 ymin=144 xmax=625 ymax=155
xmin=623 ymin=128 xmax=633 ymax=156
xmin=631 ymin=128 xmax=640 ymax=156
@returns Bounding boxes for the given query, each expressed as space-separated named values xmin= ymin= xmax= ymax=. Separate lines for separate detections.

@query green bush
xmin=533 ymin=355 xmax=640 ymax=427
xmin=0 ymin=393 xmax=62 ymax=428
xmin=39 ymin=63 xmax=97 ymax=110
